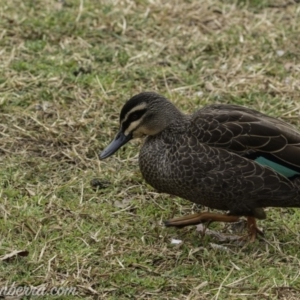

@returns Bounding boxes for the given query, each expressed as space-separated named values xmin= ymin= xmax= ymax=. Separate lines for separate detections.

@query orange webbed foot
xmin=247 ymin=216 xmax=264 ymax=242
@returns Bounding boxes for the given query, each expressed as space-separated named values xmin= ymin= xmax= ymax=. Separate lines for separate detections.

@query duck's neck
xmin=163 ymin=101 xmax=188 ymax=125
xmin=152 ymin=101 xmax=189 ymax=135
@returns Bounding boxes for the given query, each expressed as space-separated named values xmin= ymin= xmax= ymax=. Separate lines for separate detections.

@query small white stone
xmin=276 ymin=50 xmax=285 ymax=57
xmin=195 ymin=91 xmax=204 ymax=97
xmin=210 ymin=243 xmax=229 ymax=252
xmin=171 ymin=238 xmax=182 ymax=244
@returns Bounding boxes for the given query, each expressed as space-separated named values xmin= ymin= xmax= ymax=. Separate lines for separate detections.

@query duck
xmin=100 ymin=92 xmax=300 ymax=241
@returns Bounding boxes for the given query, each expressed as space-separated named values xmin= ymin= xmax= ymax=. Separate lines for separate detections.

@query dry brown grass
xmin=0 ymin=0 xmax=300 ymax=299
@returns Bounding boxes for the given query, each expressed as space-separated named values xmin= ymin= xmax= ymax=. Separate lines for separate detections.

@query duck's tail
xmin=292 ymin=176 xmax=300 ymax=203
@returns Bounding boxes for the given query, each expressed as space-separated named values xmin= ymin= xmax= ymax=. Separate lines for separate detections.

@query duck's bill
xmin=99 ymin=131 xmax=132 ymax=159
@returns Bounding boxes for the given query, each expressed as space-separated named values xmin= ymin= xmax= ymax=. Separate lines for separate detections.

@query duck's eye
xmin=130 ymin=113 xmax=139 ymax=121
xmin=127 ymin=109 xmax=147 ymax=123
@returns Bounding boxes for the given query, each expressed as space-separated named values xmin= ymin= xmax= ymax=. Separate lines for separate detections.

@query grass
xmin=0 ymin=0 xmax=300 ymax=299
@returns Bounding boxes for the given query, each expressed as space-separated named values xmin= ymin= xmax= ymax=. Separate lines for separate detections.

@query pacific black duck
xmin=100 ymin=92 xmax=300 ymax=241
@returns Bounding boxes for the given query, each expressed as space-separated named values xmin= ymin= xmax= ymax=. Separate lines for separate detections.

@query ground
xmin=0 ymin=0 xmax=300 ymax=299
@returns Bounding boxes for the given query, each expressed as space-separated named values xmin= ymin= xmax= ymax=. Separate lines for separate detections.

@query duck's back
xmin=190 ymin=104 xmax=300 ymax=175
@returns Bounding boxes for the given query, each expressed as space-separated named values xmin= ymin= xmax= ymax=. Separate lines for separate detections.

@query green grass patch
xmin=0 ymin=0 xmax=300 ymax=299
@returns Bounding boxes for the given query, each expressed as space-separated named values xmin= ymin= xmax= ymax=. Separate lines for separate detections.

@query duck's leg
xmin=247 ymin=216 xmax=264 ymax=242
xmin=164 ymin=212 xmax=240 ymax=228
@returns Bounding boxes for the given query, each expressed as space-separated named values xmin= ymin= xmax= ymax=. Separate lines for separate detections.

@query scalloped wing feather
xmin=192 ymin=104 xmax=300 ymax=175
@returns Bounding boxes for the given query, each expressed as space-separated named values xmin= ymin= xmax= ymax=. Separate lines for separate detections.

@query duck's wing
xmin=185 ymin=141 xmax=300 ymax=214
xmin=192 ymin=104 xmax=300 ymax=177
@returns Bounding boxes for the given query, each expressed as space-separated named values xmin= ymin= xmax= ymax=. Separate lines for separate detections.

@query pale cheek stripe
xmin=124 ymin=120 xmax=141 ymax=136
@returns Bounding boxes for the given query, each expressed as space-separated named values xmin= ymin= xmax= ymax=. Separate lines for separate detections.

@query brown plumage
xmin=100 ymin=92 xmax=300 ymax=241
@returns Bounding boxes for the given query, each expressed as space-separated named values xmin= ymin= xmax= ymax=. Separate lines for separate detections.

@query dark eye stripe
xmin=122 ymin=109 xmax=147 ymax=132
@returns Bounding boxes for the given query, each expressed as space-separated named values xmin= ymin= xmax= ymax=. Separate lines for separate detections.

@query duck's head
xmin=99 ymin=92 xmax=181 ymax=159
